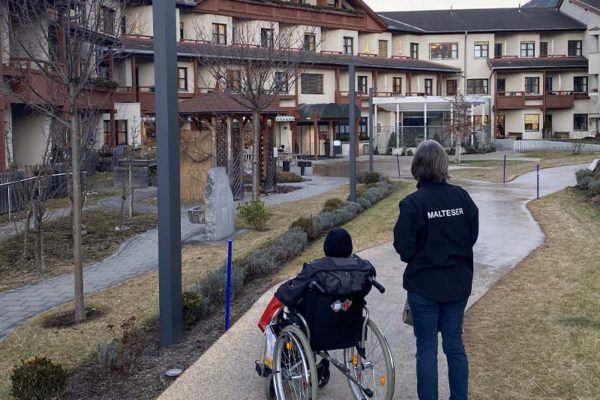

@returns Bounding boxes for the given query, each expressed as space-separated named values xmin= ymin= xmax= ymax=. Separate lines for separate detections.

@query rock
xmin=204 ymin=167 xmax=235 ymax=241
xmin=590 ymin=159 xmax=599 ymax=174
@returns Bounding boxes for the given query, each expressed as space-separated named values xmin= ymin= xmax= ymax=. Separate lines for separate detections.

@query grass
xmin=0 ymin=181 xmax=414 ymax=398
xmin=450 ymin=151 xmax=600 ymax=183
xmin=0 ymin=209 xmax=157 ymax=292
xmin=465 ymin=188 xmax=600 ymax=399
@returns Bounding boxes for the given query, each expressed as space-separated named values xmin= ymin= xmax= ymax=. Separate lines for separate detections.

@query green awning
xmin=298 ymin=103 xmax=361 ymax=120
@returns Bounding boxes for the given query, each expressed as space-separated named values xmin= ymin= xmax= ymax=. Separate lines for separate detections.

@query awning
xmin=298 ymin=103 xmax=362 ymax=120
xmin=373 ymin=95 xmax=490 ymax=112
xmin=275 ymin=115 xmax=295 ymax=122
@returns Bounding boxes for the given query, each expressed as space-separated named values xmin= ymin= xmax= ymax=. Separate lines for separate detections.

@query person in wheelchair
xmin=258 ymin=228 xmax=377 ymax=386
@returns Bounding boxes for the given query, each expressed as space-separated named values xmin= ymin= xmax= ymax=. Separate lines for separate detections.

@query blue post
xmin=503 ymin=155 xmax=507 ymax=183
xmin=537 ymin=164 xmax=540 ymax=200
xmin=225 ymin=240 xmax=233 ymax=331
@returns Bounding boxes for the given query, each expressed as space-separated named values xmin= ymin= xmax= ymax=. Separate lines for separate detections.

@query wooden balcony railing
xmin=495 ymin=92 xmax=525 ymax=109
xmin=545 ymin=91 xmax=574 ymax=109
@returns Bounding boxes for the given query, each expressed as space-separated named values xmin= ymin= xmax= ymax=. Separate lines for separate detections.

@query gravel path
xmin=156 ymin=163 xmax=585 ymax=400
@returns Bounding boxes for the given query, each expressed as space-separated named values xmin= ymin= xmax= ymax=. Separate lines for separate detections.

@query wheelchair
xmin=256 ymin=278 xmax=395 ymax=400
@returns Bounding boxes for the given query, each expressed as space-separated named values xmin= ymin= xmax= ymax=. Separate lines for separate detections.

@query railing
xmin=496 ymin=91 xmax=526 ymax=109
xmin=545 ymin=91 xmax=575 ymax=109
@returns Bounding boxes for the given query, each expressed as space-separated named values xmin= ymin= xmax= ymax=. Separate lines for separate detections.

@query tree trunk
xmin=70 ymin=106 xmax=85 ymax=323
xmin=33 ymin=201 xmax=45 ymax=271
xmin=128 ymin=160 xmax=134 ymax=218
xmin=454 ymin=133 xmax=463 ymax=164
xmin=252 ymin=111 xmax=260 ymax=201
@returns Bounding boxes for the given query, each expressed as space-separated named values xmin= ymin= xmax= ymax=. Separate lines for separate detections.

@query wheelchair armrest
xmin=309 ymin=281 xmax=326 ymax=294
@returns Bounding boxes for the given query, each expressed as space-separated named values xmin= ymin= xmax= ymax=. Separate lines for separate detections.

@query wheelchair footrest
xmin=255 ymin=360 xmax=272 ymax=377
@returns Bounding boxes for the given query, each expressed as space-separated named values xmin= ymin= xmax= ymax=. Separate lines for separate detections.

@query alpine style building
xmin=1 ymin=0 xmax=599 ymax=170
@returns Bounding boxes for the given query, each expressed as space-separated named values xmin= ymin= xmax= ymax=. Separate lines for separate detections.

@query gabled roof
xmin=178 ymin=92 xmax=284 ymax=115
xmin=380 ymin=7 xmax=586 ymax=34
xmin=120 ymin=38 xmax=461 ymax=74
xmin=487 ymin=56 xmax=588 ymax=71
xmin=558 ymin=0 xmax=600 ymax=15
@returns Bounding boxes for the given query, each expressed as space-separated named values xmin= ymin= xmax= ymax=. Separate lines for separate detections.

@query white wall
xmin=321 ymin=29 xmax=359 ymax=55
xmin=11 ymin=108 xmax=51 ymax=165
xmin=181 ymin=13 xmax=233 ymax=44
xmin=100 ymin=103 xmax=143 ymax=148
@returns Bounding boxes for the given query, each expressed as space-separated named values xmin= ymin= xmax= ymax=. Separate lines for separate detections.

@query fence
xmin=379 ymin=125 xmax=491 ymax=151
xmin=0 ymin=164 xmax=70 ymax=217
xmin=494 ymin=139 xmax=600 ymax=153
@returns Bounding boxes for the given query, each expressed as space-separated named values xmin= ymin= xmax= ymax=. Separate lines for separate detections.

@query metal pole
xmin=225 ymin=239 xmax=233 ymax=331
xmin=395 ymin=103 xmax=400 ymax=150
xmin=503 ymin=154 xmax=507 ymax=183
xmin=424 ymin=99 xmax=428 ymax=141
xmin=368 ymin=88 xmax=374 ymax=173
xmin=7 ymin=185 xmax=11 ymax=221
xmin=154 ymin=0 xmax=183 ymax=348
xmin=537 ymin=163 xmax=540 ymax=199
xmin=349 ymin=61 xmax=357 ymax=202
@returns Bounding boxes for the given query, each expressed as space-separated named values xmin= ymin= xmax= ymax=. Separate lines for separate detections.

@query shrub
xmin=343 ymin=201 xmax=363 ymax=216
xmin=575 ymin=169 xmax=594 ymax=188
xmin=579 ymin=176 xmax=594 ymax=191
xmin=356 ymin=171 xmax=382 ymax=185
xmin=11 ymin=357 xmax=67 ymax=400
xmin=589 ymin=179 xmax=600 ymax=196
xmin=99 ymin=316 xmax=142 ymax=373
xmin=277 ymin=228 xmax=308 ymax=261
xmin=357 ymin=197 xmax=371 ymax=210
xmin=199 ymin=264 xmax=247 ymax=301
xmin=244 ymin=246 xmax=282 ymax=277
xmin=405 ymin=149 xmax=414 ymax=156
xmin=182 ymin=291 xmax=208 ymax=328
xmin=290 ymin=217 xmax=315 ymax=240
xmin=323 ymin=198 xmax=344 ymax=213
xmin=277 ymin=171 xmax=304 ymax=183
xmin=238 ymin=200 xmax=270 ymax=231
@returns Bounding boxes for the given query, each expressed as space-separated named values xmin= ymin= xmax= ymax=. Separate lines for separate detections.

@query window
xmin=540 ymin=42 xmax=548 ymax=57
xmin=424 ymin=78 xmax=433 ymax=95
xmin=105 ymin=120 xmax=129 ymax=146
xmin=568 ymin=40 xmax=582 ymax=56
xmin=524 ymin=114 xmax=540 ymax=131
xmin=212 ymin=23 xmax=227 ymax=45
xmin=180 ymin=22 xmax=185 ymax=40
xmin=378 ymin=40 xmax=388 ymax=58
xmin=446 ymin=79 xmax=458 ymax=95
xmin=494 ymin=43 xmax=503 ymax=58
xmin=226 ymin=70 xmax=241 ymax=91
xmin=301 ymin=73 xmax=324 ymax=94
xmin=178 ymin=67 xmax=188 ymax=91
xmin=335 ymin=123 xmax=350 ymax=142
xmin=70 ymin=1 xmax=86 ymax=23
xmin=120 ymin=16 xmax=127 ymax=36
xmin=545 ymin=76 xmax=553 ymax=93
xmin=474 ymin=42 xmax=489 ymax=58
xmin=303 ymin=34 xmax=316 ymax=52
xmin=274 ymin=72 xmax=288 ymax=93
xmin=467 ymin=79 xmax=488 ymax=94
xmin=497 ymin=78 xmax=506 ymax=93
xmin=574 ymin=76 xmax=588 ymax=93
xmin=359 ymin=117 xmax=369 ymax=141
xmin=429 ymin=42 xmax=458 ymax=60
xmin=357 ymin=76 xmax=368 ymax=94
xmin=392 ymin=77 xmax=402 ymax=94
xmin=261 ymin=28 xmax=274 ymax=48
xmin=343 ymin=37 xmax=354 ymax=55
xmin=410 ymin=43 xmax=419 ymax=59
xmin=574 ymin=114 xmax=588 ymax=130
xmin=520 ymin=41 xmax=535 ymax=57
xmin=525 ymin=77 xmax=540 ymax=94
xmin=101 ymin=7 xmax=116 ymax=35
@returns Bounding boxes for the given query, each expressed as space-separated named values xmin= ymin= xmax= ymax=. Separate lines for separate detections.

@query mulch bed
xmin=41 ymin=308 xmax=106 ymax=329
xmin=65 ymin=275 xmax=280 ymax=400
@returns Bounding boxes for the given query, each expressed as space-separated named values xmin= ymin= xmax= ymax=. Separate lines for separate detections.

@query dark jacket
xmin=275 ymin=256 xmax=376 ymax=307
xmin=393 ymin=181 xmax=479 ymax=302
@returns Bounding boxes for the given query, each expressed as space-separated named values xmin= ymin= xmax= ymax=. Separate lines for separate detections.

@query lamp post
xmin=153 ymin=0 xmax=183 ymax=347
xmin=349 ymin=60 xmax=357 ymax=202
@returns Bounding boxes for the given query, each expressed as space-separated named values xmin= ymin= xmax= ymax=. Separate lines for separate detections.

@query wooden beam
xmin=407 ymin=72 xmax=412 ymax=96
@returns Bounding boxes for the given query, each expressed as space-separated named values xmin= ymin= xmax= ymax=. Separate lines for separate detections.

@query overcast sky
xmin=365 ymin=0 xmax=524 ymax=12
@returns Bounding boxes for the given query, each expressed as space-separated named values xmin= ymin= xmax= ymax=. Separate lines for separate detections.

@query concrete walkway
xmin=157 ymin=163 xmax=585 ymax=400
xmin=0 ymin=176 xmax=346 ymax=341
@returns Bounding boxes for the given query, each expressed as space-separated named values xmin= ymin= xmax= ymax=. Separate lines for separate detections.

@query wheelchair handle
xmin=370 ymin=278 xmax=386 ymax=294
xmin=309 ymin=281 xmax=326 ymax=294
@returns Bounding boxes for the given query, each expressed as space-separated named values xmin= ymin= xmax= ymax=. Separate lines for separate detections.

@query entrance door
xmin=494 ymin=43 xmax=503 ymax=58
xmin=496 ymin=114 xmax=506 ymax=138
xmin=497 ymin=79 xmax=506 ymax=94
xmin=543 ymin=115 xmax=553 ymax=139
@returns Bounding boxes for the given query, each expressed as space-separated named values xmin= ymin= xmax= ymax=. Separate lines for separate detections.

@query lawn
xmin=0 ymin=209 xmax=157 ymax=292
xmin=465 ymin=188 xmax=600 ymax=399
xmin=0 ymin=181 xmax=414 ymax=399
xmin=450 ymin=151 xmax=600 ymax=183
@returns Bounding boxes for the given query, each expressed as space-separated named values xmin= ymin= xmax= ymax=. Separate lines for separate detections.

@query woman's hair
xmin=411 ymin=140 xmax=449 ymax=183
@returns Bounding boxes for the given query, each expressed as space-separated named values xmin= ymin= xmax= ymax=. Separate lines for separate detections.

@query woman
xmin=394 ymin=140 xmax=478 ymax=400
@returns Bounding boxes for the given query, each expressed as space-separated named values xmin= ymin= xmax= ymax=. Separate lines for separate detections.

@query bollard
xmin=396 ymin=154 xmax=401 ymax=178
xmin=225 ymin=239 xmax=233 ymax=331
xmin=537 ymin=164 xmax=540 ymax=200
xmin=503 ymin=155 xmax=507 ymax=183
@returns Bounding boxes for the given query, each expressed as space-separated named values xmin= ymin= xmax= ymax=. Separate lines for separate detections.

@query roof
xmin=298 ymin=103 xmax=361 ymax=120
xmin=559 ymin=0 xmax=600 ymax=14
xmin=119 ymin=38 xmax=461 ymax=74
xmin=178 ymin=92 xmax=285 ymax=115
xmin=523 ymin=0 xmax=559 ymax=7
xmin=487 ymin=56 xmax=588 ymax=71
xmin=379 ymin=7 xmax=586 ymax=34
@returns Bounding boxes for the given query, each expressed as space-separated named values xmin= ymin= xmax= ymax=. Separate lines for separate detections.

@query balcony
xmin=545 ymin=91 xmax=574 ymax=109
xmin=335 ymin=91 xmax=369 ymax=104
xmin=495 ymin=92 xmax=525 ymax=110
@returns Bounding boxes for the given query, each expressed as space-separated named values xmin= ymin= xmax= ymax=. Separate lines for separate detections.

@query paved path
xmin=0 ymin=176 xmax=346 ymax=341
xmin=157 ymin=163 xmax=585 ymax=400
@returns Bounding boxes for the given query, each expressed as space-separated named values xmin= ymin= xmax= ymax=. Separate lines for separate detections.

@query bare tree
xmin=447 ymin=93 xmax=471 ymax=164
xmin=194 ymin=22 xmax=316 ymax=200
xmin=3 ymin=0 xmax=129 ymax=322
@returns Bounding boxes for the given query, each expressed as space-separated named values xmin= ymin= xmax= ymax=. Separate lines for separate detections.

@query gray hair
xmin=411 ymin=140 xmax=449 ymax=183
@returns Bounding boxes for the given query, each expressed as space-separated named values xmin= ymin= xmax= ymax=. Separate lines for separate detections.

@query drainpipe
xmin=464 ymin=31 xmax=468 ymax=94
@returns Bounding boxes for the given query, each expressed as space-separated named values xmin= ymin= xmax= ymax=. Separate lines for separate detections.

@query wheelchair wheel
xmin=344 ymin=319 xmax=395 ymax=400
xmin=273 ymin=325 xmax=318 ymax=400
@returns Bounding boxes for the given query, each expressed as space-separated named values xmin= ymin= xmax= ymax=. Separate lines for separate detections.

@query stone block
xmin=204 ymin=167 xmax=235 ymax=241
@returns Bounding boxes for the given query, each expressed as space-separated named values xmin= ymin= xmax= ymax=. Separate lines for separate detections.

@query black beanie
xmin=323 ymin=228 xmax=353 ymax=258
